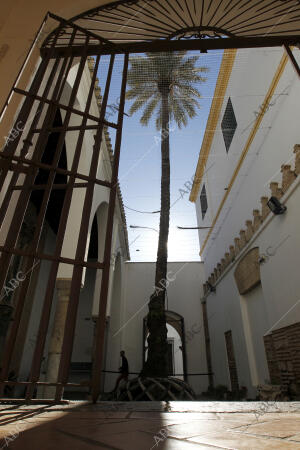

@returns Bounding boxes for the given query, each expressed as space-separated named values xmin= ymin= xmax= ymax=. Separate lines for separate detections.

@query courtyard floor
xmin=0 ymin=401 xmax=300 ymax=449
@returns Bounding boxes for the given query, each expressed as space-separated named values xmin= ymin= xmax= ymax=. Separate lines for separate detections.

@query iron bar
xmin=48 ymin=12 xmax=120 ymax=50
xmin=0 ymin=162 xmax=30 ymax=174
xmin=54 ymin=53 xmax=116 ymax=402
xmin=0 ymin=54 xmax=70 ymax=325
xmin=0 ymin=40 xmax=74 ymax=256
xmin=284 ymin=44 xmax=300 ymax=78
xmin=202 ymin=301 xmax=214 ymax=389
xmin=42 ymin=35 xmax=300 ymax=58
xmin=0 ymin=35 xmax=59 ymax=193
xmin=0 ymin=153 xmax=111 ymax=188
xmin=100 ymin=370 xmax=213 ymax=376
xmin=0 ymin=55 xmax=62 ymax=227
xmin=0 ymin=246 xmax=104 ymax=271
xmin=32 ymin=123 xmax=117 ymax=133
xmin=181 ymin=317 xmax=188 ymax=382
xmin=11 ymin=183 xmax=90 ymax=191
xmin=0 ymin=30 xmax=76 ymax=230
xmin=21 ymin=37 xmax=91 ymax=402
xmin=25 ymin=52 xmax=102 ymax=401
xmin=0 ymin=13 xmax=49 ymax=121
xmin=91 ymin=53 xmax=129 ymax=403
xmin=0 ymin=29 xmax=79 ymax=397
xmin=1 ymin=381 xmax=89 ymax=387
xmin=142 ymin=318 xmax=146 ymax=365
xmin=12 ymin=88 xmax=118 ymax=127
xmin=0 ymin=399 xmax=69 ymax=405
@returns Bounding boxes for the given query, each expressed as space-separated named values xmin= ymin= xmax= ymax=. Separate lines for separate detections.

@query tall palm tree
xmin=126 ymin=52 xmax=208 ymax=377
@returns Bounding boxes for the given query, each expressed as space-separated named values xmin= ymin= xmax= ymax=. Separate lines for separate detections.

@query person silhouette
xmin=113 ymin=350 xmax=129 ymax=392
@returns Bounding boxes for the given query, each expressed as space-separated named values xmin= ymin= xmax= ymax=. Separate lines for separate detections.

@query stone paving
xmin=0 ymin=401 xmax=300 ymax=449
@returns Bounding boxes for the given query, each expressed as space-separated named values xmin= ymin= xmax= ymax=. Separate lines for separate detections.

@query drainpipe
xmin=201 ymin=299 xmax=214 ymax=389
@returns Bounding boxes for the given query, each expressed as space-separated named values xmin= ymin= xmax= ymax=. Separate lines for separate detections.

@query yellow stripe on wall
xmin=189 ymin=49 xmax=237 ymax=202
xmin=199 ymin=52 xmax=288 ymax=256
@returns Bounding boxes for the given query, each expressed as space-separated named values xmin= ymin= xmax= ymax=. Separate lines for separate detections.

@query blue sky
xmin=97 ymin=50 xmax=223 ymax=261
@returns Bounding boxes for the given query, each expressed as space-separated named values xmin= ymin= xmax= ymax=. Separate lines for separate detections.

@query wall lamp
xmin=177 ymin=226 xmax=212 ymax=230
xmin=207 ymin=282 xmax=216 ymax=293
xmin=267 ymin=196 xmax=287 ymax=215
xmin=130 ymin=225 xmax=158 ymax=233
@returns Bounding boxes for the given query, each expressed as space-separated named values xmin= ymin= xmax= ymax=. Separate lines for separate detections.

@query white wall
xmin=240 ymin=284 xmax=270 ymax=386
xmin=203 ymin=270 xmax=254 ymax=395
xmin=203 ymin=178 xmax=300 ymax=397
xmin=195 ymin=47 xmax=300 ymax=276
xmin=194 ymin=47 xmax=300 ymax=397
xmin=72 ymin=267 xmax=95 ymax=363
xmin=120 ymin=261 xmax=207 ymax=395
xmin=103 ymin=253 xmax=123 ymax=391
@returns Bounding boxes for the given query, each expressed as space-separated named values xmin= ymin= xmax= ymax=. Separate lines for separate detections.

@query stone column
xmin=43 ymin=278 xmax=72 ymax=399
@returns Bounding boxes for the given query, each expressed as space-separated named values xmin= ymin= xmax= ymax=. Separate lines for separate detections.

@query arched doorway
xmin=143 ymin=310 xmax=187 ymax=381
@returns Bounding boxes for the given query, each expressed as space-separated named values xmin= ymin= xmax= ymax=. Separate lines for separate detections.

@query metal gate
xmin=0 ymin=13 xmax=128 ymax=403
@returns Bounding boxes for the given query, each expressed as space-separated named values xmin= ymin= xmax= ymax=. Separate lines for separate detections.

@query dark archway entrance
xmin=0 ymin=3 xmax=299 ymax=404
xmin=143 ymin=310 xmax=187 ymax=381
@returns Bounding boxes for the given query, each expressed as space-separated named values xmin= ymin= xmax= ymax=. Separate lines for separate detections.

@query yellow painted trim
xmin=199 ymin=52 xmax=288 ymax=256
xmin=189 ymin=49 xmax=237 ymax=202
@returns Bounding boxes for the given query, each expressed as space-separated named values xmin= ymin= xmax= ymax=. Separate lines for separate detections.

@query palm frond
xmin=127 ymin=51 xmax=208 ymax=131
xmin=140 ymin=97 xmax=160 ymax=126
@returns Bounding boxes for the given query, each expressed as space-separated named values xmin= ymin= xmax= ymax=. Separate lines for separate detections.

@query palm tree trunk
xmin=142 ymin=91 xmax=170 ymax=378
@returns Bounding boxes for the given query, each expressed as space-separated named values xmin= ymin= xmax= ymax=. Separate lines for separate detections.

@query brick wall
xmin=264 ymin=322 xmax=300 ymax=387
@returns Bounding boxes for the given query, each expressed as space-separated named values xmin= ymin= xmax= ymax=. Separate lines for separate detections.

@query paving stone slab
xmin=1 ymin=401 xmax=300 ymax=449
xmin=188 ymin=431 xmax=300 ymax=449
